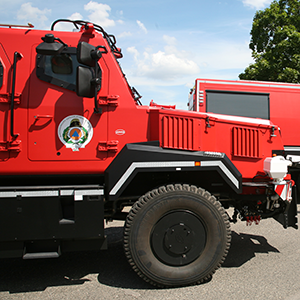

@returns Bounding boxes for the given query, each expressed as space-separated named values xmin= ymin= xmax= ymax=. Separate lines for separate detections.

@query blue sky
xmin=0 ymin=0 xmax=273 ymax=109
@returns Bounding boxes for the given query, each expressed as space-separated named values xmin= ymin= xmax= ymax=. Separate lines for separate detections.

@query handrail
xmin=10 ymin=52 xmax=22 ymax=139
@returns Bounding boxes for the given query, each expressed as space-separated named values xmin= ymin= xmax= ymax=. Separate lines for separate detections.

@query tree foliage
xmin=239 ymin=0 xmax=300 ymax=82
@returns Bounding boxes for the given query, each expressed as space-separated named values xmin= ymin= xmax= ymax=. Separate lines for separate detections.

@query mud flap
xmin=273 ymin=185 xmax=298 ymax=229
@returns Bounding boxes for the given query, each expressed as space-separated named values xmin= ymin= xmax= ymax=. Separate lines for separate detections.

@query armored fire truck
xmin=0 ymin=19 xmax=297 ymax=287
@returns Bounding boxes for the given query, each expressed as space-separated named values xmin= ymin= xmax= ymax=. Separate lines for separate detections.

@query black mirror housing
xmin=77 ymin=42 xmax=102 ymax=67
xmin=76 ymin=66 xmax=95 ymax=98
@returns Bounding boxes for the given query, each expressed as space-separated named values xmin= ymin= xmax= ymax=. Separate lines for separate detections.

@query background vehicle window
xmin=206 ymin=91 xmax=270 ymax=120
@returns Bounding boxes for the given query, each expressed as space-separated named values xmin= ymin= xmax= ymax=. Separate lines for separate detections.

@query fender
xmin=105 ymin=141 xmax=242 ymax=201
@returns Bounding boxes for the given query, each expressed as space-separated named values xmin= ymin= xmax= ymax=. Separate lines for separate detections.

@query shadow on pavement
xmin=0 ymin=227 xmax=279 ymax=293
xmin=223 ymin=231 xmax=279 ymax=268
xmin=0 ymin=226 xmax=152 ymax=294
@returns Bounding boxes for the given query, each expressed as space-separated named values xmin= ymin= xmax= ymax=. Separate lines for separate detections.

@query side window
xmin=0 ymin=60 xmax=3 ymax=88
xmin=36 ymin=47 xmax=101 ymax=92
xmin=206 ymin=91 xmax=270 ymax=120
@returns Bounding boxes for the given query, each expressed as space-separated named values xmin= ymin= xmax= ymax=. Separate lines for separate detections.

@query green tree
xmin=239 ymin=0 xmax=300 ymax=83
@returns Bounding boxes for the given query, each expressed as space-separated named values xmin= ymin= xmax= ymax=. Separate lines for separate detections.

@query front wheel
xmin=124 ymin=184 xmax=231 ymax=287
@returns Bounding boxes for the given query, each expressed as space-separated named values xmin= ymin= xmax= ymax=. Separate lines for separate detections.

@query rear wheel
xmin=124 ymin=184 xmax=231 ymax=287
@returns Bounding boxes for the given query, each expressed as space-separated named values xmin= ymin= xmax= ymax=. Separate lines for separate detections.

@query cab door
xmin=28 ymin=46 xmax=108 ymax=162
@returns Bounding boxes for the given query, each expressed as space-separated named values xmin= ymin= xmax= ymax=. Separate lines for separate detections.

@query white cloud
xmin=242 ymin=0 xmax=272 ymax=10
xmin=183 ymin=38 xmax=253 ymax=105
xmin=118 ymin=31 xmax=132 ymax=38
xmin=17 ymin=2 xmax=51 ymax=28
xmin=127 ymin=36 xmax=199 ymax=81
xmin=127 ymin=46 xmax=139 ymax=60
xmin=53 ymin=13 xmax=83 ymax=31
xmin=163 ymin=35 xmax=177 ymax=46
xmin=193 ymin=39 xmax=253 ymax=79
xmin=84 ymin=1 xmax=115 ymax=27
xmin=69 ymin=12 xmax=83 ymax=21
xmin=137 ymin=20 xmax=147 ymax=34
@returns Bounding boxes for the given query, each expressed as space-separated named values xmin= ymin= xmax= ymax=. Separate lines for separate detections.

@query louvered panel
xmin=232 ymin=127 xmax=260 ymax=158
xmin=162 ymin=116 xmax=195 ymax=150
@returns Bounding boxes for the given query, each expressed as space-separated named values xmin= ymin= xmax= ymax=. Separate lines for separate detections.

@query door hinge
xmin=0 ymin=140 xmax=21 ymax=152
xmin=98 ymin=140 xmax=119 ymax=152
xmin=98 ymin=95 xmax=119 ymax=107
xmin=0 ymin=93 xmax=21 ymax=104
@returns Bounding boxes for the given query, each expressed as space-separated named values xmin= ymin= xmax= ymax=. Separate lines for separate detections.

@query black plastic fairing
xmin=105 ymin=142 xmax=242 ymax=201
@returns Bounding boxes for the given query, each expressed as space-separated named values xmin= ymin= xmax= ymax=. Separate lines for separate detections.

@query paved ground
xmin=1 ymin=206 xmax=300 ymax=300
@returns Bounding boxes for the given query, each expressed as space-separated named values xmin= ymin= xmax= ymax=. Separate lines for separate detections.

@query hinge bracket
xmin=98 ymin=95 xmax=119 ymax=106
xmin=0 ymin=140 xmax=21 ymax=152
xmin=98 ymin=140 xmax=119 ymax=152
xmin=0 ymin=93 xmax=21 ymax=104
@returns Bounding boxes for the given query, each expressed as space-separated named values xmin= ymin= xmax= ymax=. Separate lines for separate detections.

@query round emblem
xmin=115 ymin=129 xmax=125 ymax=136
xmin=58 ymin=115 xmax=93 ymax=151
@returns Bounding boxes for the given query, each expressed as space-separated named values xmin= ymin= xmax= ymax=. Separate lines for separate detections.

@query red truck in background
xmin=0 ymin=19 xmax=297 ymax=287
xmin=188 ymin=78 xmax=300 ymax=157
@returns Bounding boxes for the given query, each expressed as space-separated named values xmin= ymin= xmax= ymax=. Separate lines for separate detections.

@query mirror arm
xmin=94 ymin=92 xmax=102 ymax=114
xmin=92 ymin=67 xmax=102 ymax=114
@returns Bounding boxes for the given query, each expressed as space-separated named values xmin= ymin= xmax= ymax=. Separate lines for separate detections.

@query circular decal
xmin=58 ymin=115 xmax=93 ymax=151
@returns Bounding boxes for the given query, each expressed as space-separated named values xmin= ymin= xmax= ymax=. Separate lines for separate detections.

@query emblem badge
xmin=58 ymin=115 xmax=93 ymax=151
xmin=115 ymin=129 xmax=125 ymax=136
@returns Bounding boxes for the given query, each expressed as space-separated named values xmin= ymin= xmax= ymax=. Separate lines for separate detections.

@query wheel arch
xmin=105 ymin=142 xmax=242 ymax=202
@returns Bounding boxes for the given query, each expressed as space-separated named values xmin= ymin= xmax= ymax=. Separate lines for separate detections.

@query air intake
xmin=232 ymin=127 xmax=260 ymax=158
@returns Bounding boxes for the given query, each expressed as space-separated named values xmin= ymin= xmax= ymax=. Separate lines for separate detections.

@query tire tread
xmin=124 ymin=184 xmax=231 ymax=287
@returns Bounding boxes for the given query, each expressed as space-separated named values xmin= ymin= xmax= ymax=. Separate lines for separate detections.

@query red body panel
xmin=0 ymin=27 xmax=285 ymax=182
xmin=189 ymin=78 xmax=300 ymax=147
xmin=0 ymin=27 xmax=150 ymax=175
xmin=149 ymin=108 xmax=283 ymax=180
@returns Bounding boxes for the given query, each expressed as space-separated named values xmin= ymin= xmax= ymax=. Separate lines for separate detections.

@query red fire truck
xmin=0 ymin=20 xmax=297 ymax=287
xmin=188 ymin=78 xmax=300 ymax=155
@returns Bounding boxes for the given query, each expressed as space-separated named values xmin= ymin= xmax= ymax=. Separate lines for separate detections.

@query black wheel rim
xmin=151 ymin=210 xmax=207 ymax=266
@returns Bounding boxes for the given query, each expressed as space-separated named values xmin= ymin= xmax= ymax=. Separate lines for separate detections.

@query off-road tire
xmin=124 ymin=184 xmax=231 ymax=287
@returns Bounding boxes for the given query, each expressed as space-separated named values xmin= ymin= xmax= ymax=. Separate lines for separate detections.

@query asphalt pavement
xmin=1 ymin=206 xmax=300 ymax=300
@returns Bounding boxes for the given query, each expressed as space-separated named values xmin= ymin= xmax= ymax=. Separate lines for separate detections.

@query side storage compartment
xmin=0 ymin=186 xmax=106 ymax=258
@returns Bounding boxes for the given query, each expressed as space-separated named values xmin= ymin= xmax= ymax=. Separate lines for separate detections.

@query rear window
xmin=206 ymin=91 xmax=270 ymax=120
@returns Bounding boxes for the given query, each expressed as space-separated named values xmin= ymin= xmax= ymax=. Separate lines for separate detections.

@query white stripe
xmin=60 ymin=190 xmax=74 ymax=196
xmin=74 ymin=189 xmax=104 ymax=201
xmin=109 ymin=161 xmax=195 ymax=195
xmin=0 ymin=189 xmax=104 ymax=199
xmin=284 ymin=146 xmax=300 ymax=151
xmin=0 ymin=190 xmax=59 ymax=198
xmin=109 ymin=160 xmax=239 ymax=195
xmin=201 ymin=160 xmax=240 ymax=189
xmin=205 ymin=113 xmax=271 ymax=126
xmin=196 ymin=79 xmax=201 ymax=112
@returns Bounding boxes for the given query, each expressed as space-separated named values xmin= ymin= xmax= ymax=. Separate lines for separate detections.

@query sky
xmin=0 ymin=0 xmax=273 ymax=109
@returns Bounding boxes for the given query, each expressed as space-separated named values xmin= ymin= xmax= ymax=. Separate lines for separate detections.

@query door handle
xmin=34 ymin=115 xmax=53 ymax=120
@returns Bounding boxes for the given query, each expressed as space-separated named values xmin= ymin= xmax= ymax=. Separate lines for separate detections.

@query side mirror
xmin=76 ymin=66 xmax=95 ymax=98
xmin=77 ymin=42 xmax=102 ymax=67
xmin=36 ymin=34 xmax=65 ymax=55
xmin=76 ymin=42 xmax=102 ymax=114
